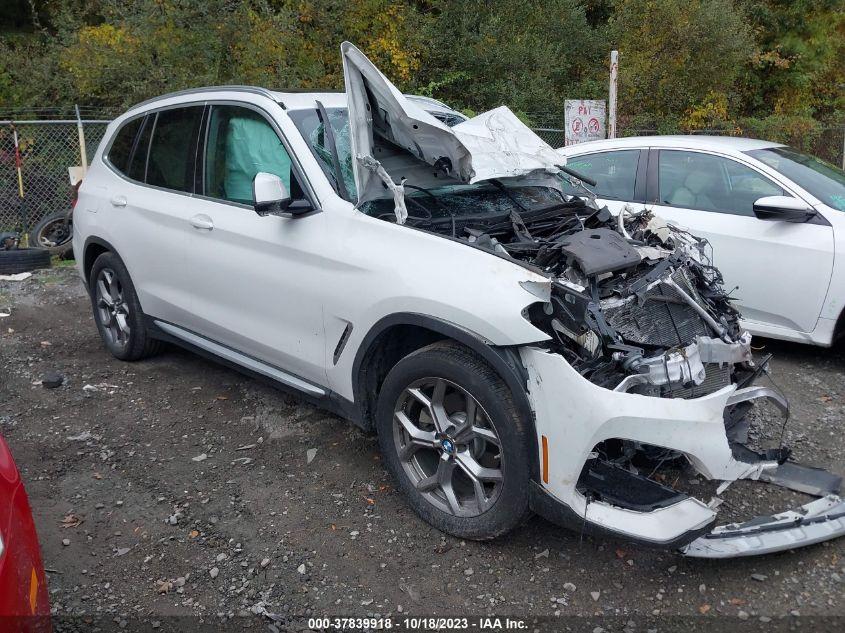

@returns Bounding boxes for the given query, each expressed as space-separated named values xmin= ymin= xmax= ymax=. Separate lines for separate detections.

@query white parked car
xmin=73 ymin=42 xmax=845 ymax=557
xmin=557 ymin=136 xmax=845 ymax=346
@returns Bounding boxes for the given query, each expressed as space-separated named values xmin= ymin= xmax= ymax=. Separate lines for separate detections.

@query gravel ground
xmin=1 ymin=266 xmax=844 ymax=630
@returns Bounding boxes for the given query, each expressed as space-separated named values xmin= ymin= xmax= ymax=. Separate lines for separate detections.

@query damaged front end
xmin=505 ymin=201 xmax=845 ymax=557
xmin=337 ymin=41 xmax=845 ymax=556
xmin=519 ymin=204 xmax=752 ymax=398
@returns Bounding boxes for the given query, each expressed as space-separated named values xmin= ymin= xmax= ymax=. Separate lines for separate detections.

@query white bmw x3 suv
xmin=73 ymin=43 xmax=845 ymax=557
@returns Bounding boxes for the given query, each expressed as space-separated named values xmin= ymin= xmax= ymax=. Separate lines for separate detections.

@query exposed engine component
xmin=366 ymin=185 xmax=753 ymax=399
xmin=439 ymin=193 xmax=750 ymax=397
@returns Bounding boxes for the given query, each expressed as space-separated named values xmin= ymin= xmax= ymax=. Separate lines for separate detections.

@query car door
xmin=183 ymin=102 xmax=328 ymax=387
xmin=101 ymin=105 xmax=207 ymax=326
xmin=648 ymin=148 xmax=834 ymax=334
xmin=561 ymin=148 xmax=648 ymax=217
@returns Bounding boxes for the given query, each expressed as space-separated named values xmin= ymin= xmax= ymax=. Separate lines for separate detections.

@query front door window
xmin=658 ymin=150 xmax=783 ymax=216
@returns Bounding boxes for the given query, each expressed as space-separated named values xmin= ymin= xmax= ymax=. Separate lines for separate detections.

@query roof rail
xmin=130 ymin=85 xmax=281 ymax=111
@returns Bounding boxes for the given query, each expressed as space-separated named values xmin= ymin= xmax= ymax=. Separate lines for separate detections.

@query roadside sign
xmin=564 ymin=100 xmax=606 ymax=145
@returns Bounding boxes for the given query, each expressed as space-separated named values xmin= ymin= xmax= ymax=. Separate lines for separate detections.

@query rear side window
xmin=127 ymin=115 xmax=154 ymax=182
xmin=106 ymin=117 xmax=143 ymax=174
xmin=146 ymin=106 xmax=204 ymax=193
xmin=561 ymin=150 xmax=640 ymax=199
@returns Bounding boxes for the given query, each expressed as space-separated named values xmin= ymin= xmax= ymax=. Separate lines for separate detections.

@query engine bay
xmin=366 ymin=186 xmax=755 ymax=399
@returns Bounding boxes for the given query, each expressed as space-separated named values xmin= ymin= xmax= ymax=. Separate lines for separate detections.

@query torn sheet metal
xmin=341 ymin=41 xmax=562 ymax=206
xmin=449 ymin=106 xmax=566 ymax=182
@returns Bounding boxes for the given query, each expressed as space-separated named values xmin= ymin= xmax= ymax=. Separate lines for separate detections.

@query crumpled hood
xmin=341 ymin=41 xmax=563 ymax=206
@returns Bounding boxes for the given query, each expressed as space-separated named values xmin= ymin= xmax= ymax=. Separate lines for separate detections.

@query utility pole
xmin=75 ymin=104 xmax=88 ymax=176
xmin=609 ymin=50 xmax=618 ymax=139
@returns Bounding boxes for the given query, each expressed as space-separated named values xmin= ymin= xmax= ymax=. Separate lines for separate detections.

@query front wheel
xmin=376 ymin=341 xmax=532 ymax=540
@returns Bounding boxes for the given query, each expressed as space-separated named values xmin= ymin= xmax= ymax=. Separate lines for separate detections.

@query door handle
xmin=190 ymin=214 xmax=214 ymax=231
xmin=110 ymin=195 xmax=127 ymax=207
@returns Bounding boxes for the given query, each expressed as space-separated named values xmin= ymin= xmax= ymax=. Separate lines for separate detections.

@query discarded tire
xmin=31 ymin=212 xmax=73 ymax=259
xmin=0 ymin=247 xmax=52 ymax=274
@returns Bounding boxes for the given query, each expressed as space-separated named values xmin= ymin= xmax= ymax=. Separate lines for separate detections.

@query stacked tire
xmin=0 ymin=247 xmax=52 ymax=274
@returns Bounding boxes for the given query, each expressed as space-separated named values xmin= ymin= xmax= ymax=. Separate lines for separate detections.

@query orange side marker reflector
xmin=541 ymin=435 xmax=549 ymax=484
xmin=29 ymin=567 xmax=38 ymax=614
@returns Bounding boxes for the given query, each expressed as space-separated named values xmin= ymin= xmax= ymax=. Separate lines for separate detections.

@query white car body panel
xmin=74 ymin=90 xmax=553 ymax=395
xmin=557 ymin=137 xmax=842 ymax=346
xmin=71 ymin=46 xmax=845 ymax=557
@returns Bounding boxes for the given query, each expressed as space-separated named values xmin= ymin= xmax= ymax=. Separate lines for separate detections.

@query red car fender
xmin=0 ymin=435 xmax=51 ymax=630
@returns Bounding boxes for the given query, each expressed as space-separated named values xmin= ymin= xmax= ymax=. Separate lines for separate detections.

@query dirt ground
xmin=1 ymin=266 xmax=844 ymax=630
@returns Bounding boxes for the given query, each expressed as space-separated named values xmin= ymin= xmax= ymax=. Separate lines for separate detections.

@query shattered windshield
xmin=359 ymin=183 xmax=568 ymax=223
xmin=746 ymin=146 xmax=845 ymax=211
xmin=289 ymin=107 xmax=357 ymax=199
xmin=289 ymin=106 xmax=568 ymax=218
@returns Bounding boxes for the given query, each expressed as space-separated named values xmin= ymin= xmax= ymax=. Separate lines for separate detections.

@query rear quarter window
xmin=106 ymin=117 xmax=143 ymax=175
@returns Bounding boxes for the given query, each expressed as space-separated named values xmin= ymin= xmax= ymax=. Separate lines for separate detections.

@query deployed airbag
xmin=224 ymin=116 xmax=292 ymax=204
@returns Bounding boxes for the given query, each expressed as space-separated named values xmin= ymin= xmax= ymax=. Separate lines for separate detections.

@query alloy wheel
xmin=393 ymin=377 xmax=504 ymax=517
xmin=95 ymin=268 xmax=130 ymax=349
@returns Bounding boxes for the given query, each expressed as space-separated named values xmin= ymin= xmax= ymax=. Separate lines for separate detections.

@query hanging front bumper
xmin=521 ymin=346 xmax=845 ymax=557
xmin=681 ymin=495 xmax=845 ymax=558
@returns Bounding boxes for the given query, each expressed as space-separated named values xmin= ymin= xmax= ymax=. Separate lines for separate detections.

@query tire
xmin=31 ymin=212 xmax=73 ymax=259
xmin=375 ymin=341 xmax=532 ymax=540
xmin=0 ymin=247 xmax=52 ymax=274
xmin=89 ymin=251 xmax=161 ymax=361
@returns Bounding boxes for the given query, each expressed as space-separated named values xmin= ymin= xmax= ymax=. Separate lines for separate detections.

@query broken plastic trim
xmin=681 ymin=495 xmax=845 ymax=558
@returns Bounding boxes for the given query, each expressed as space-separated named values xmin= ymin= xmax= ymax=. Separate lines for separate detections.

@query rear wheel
xmin=89 ymin=252 xmax=161 ymax=361
xmin=376 ymin=341 xmax=532 ymax=540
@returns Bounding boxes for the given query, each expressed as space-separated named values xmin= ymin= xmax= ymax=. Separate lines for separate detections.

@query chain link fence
xmin=0 ymin=114 xmax=110 ymax=232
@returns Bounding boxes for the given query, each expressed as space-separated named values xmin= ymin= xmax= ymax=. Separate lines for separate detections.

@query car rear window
xmin=145 ymin=106 xmax=204 ymax=193
xmin=106 ymin=117 xmax=143 ymax=175
xmin=561 ymin=150 xmax=640 ymax=200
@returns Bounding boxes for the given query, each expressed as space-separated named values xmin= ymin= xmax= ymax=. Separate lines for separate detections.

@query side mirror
xmin=753 ymin=196 xmax=815 ymax=223
xmin=253 ymin=172 xmax=291 ymax=216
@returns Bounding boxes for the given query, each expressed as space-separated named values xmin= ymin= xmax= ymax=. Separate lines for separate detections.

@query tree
xmin=412 ymin=0 xmax=606 ymax=122
xmin=610 ymin=0 xmax=754 ymax=129
xmin=737 ymin=0 xmax=845 ymax=119
xmin=0 ymin=0 xmax=425 ymax=109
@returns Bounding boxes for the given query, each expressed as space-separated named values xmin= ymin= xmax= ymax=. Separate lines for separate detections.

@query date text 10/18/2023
xmin=307 ymin=617 xmax=528 ymax=630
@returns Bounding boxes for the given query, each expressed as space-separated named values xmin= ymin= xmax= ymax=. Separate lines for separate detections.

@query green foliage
xmin=737 ymin=0 xmax=845 ymax=119
xmin=411 ymin=0 xmax=606 ymax=117
xmin=610 ymin=0 xmax=754 ymax=128
xmin=0 ymin=0 xmax=841 ymax=136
